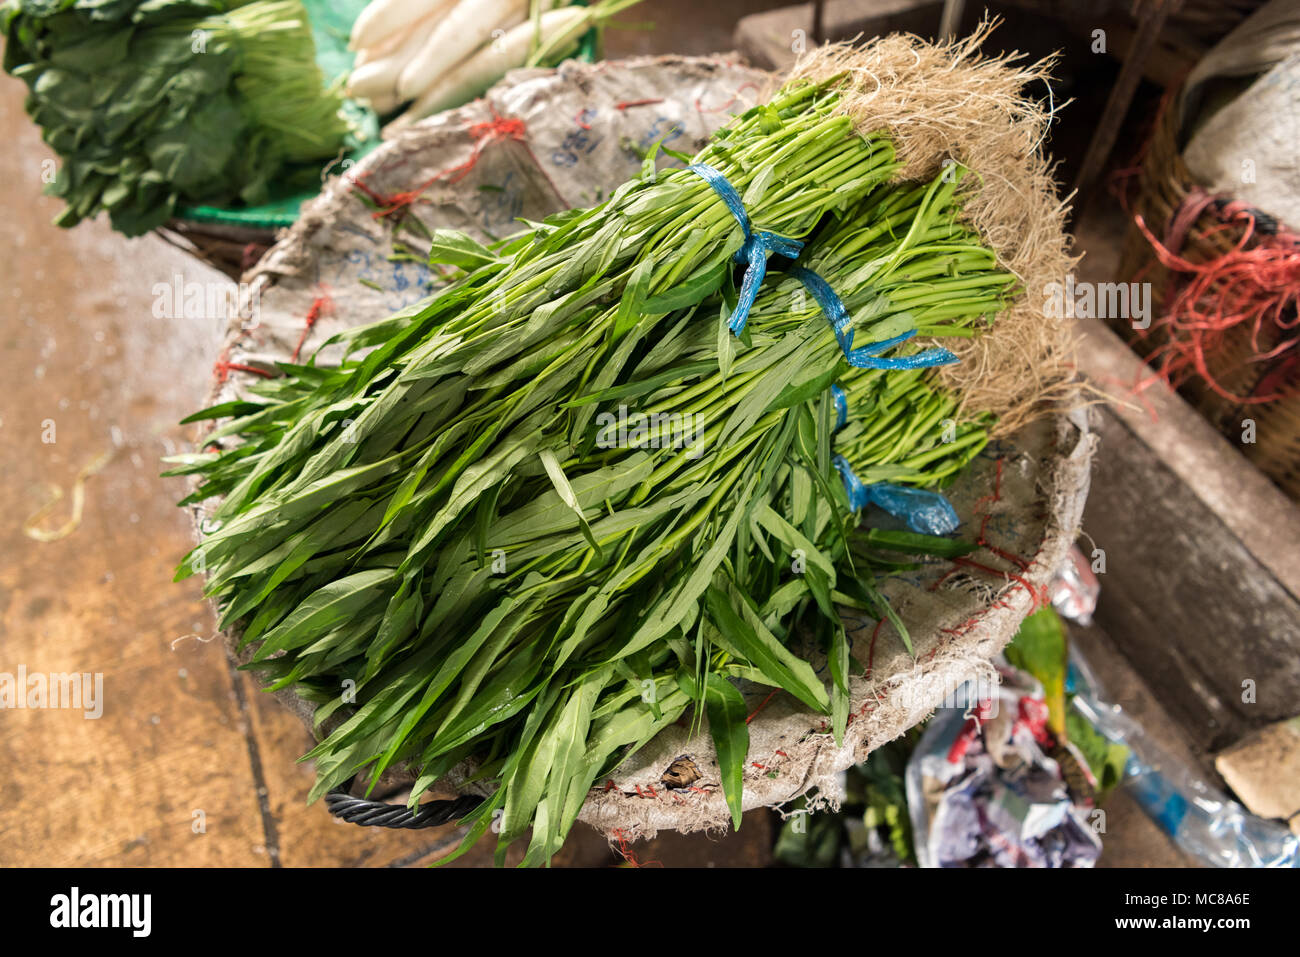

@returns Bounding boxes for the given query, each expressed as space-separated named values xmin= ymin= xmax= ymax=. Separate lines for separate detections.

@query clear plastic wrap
xmin=1069 ymin=648 xmax=1299 ymax=868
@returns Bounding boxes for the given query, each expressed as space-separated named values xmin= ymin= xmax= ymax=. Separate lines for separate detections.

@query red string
xmin=610 ymin=828 xmax=661 ymax=868
xmin=212 ymin=360 xmax=272 ymax=383
xmin=290 ymin=289 xmax=334 ymax=364
xmin=212 ymin=331 xmax=273 ymax=384
xmin=924 ymin=455 xmax=1047 ymax=636
xmin=1131 ymin=194 xmax=1300 ymax=405
xmin=950 ymin=556 xmax=1046 ymax=611
xmin=694 ymin=82 xmax=761 ymax=116
xmin=351 ymin=109 xmax=533 ymax=221
xmin=865 ymin=617 xmax=886 ymax=679
xmin=744 ymin=689 xmax=778 ymax=724
xmin=610 ymin=828 xmax=640 ymax=866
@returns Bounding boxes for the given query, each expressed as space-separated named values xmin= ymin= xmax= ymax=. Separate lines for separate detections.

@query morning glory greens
xmin=170 ymin=76 xmax=1014 ymax=865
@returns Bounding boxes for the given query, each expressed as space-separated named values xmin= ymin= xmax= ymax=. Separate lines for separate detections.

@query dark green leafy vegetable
xmin=3 ymin=0 xmax=351 ymax=235
xmin=773 ymin=728 xmax=920 ymax=868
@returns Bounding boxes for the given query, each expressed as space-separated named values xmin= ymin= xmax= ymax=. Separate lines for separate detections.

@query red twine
xmin=351 ymin=109 xmax=531 ymax=221
xmin=212 ymin=331 xmax=272 ymax=384
xmin=1132 ymin=190 xmax=1300 ymax=405
xmin=212 ymin=359 xmax=272 ymax=384
xmin=928 ymin=456 xmax=1047 ymax=620
xmin=744 ymin=689 xmax=778 ymax=725
xmin=615 ymin=98 xmax=665 ymax=110
xmin=610 ymin=828 xmax=661 ymax=868
xmin=290 ymin=289 xmax=334 ymax=364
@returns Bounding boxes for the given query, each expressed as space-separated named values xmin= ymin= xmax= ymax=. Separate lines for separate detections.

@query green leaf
xmin=538 ymin=447 xmax=601 ymax=557
xmin=427 ymin=228 xmax=500 ymax=269
xmin=716 ymin=302 xmax=735 ymax=381
xmin=703 ymin=584 xmax=829 ymax=713
xmin=827 ymin=618 xmax=850 ymax=745
xmin=754 ymin=504 xmax=835 ymax=579
xmin=703 ymin=671 xmax=749 ymax=829
xmin=641 ymin=259 xmax=726 ymax=314
xmin=1005 ymin=607 xmax=1067 ymax=737
xmin=179 ymin=400 xmax=264 ymax=424
xmin=251 ymin=568 xmax=395 ymax=661
xmin=857 ymin=527 xmax=976 ymax=558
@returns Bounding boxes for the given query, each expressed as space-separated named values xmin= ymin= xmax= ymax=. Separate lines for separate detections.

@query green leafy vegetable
xmin=3 ymin=0 xmax=351 ymax=235
xmin=172 ymin=74 xmax=1017 ymax=865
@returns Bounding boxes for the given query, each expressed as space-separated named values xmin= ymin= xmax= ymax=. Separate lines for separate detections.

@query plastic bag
xmin=905 ymin=665 xmax=1103 ymax=868
xmin=1069 ymin=648 xmax=1299 ymax=868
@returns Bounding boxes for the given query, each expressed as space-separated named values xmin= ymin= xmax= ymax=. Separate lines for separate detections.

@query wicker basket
xmin=188 ymin=55 xmax=1094 ymax=844
xmin=1116 ymin=103 xmax=1300 ymax=499
xmin=154 ymin=220 xmax=275 ymax=281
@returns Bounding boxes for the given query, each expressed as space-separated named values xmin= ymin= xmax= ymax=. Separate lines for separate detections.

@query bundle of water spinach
xmin=171 ymin=76 xmax=1016 ymax=865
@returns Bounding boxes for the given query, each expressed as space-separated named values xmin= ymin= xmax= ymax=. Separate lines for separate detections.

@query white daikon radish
xmin=402 ymin=6 xmax=589 ymax=120
xmin=347 ymin=15 xmax=438 ymax=100
xmin=365 ymin=90 xmax=405 ymax=115
xmin=397 ymin=0 xmax=555 ymax=101
xmin=353 ymin=20 xmax=408 ymax=68
xmin=349 ymin=0 xmax=455 ymax=52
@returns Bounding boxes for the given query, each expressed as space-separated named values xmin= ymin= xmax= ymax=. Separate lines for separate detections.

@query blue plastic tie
xmin=787 ymin=265 xmax=961 ymax=370
xmin=795 ymin=263 xmax=960 ymax=533
xmin=833 ymin=455 xmax=960 ymax=535
xmin=688 ymin=163 xmax=803 ymax=335
xmin=686 ymin=162 xmax=961 ymax=537
xmin=833 ymin=455 xmax=870 ymax=510
xmin=830 ymin=383 xmax=848 ymax=430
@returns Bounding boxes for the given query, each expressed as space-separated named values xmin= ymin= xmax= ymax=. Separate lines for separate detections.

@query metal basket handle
xmin=325 ymin=789 xmax=484 ymax=829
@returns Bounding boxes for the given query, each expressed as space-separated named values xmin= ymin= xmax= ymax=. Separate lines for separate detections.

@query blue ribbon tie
xmin=833 ymin=455 xmax=960 ymax=536
xmin=830 ymin=384 xmax=848 ymax=430
xmin=833 ymin=454 xmax=870 ymax=510
xmin=687 ymin=161 xmax=963 ymax=538
xmin=788 ymin=265 xmax=961 ymax=370
xmin=688 ymin=163 xmax=803 ymax=335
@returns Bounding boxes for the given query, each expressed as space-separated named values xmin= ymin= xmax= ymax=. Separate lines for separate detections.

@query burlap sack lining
xmin=570 ymin=409 xmax=1092 ymax=841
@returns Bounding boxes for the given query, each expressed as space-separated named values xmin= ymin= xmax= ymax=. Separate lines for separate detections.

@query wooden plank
xmin=0 ymin=79 xmax=274 ymax=866
xmin=1071 ymin=0 xmax=1185 ymax=203
xmin=734 ymin=0 xmax=943 ymax=71
xmin=0 ymin=246 xmax=267 ymax=866
xmin=1060 ymin=14 xmax=1202 ymax=89
xmin=1076 ymin=321 xmax=1300 ymax=602
xmin=1072 ymin=211 xmax=1300 ymax=751
xmin=1070 ymin=621 xmax=1202 ymax=866
xmin=1080 ymin=399 xmax=1300 ymax=753
xmin=0 ymin=558 xmax=266 ymax=866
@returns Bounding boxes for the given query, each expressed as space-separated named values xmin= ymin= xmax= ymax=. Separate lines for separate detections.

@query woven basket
xmin=154 ymin=220 xmax=275 ymax=281
xmin=1116 ymin=103 xmax=1300 ymax=499
xmin=188 ymin=54 xmax=1094 ymax=844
